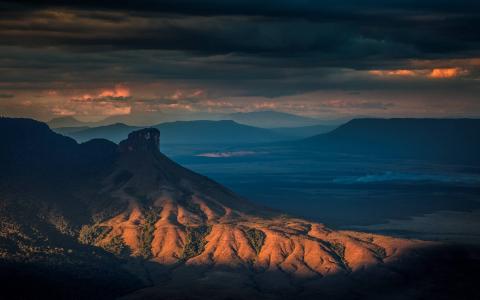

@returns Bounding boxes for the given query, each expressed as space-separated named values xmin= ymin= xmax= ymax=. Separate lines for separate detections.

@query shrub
xmin=180 ymin=226 xmax=211 ymax=260
xmin=371 ymin=245 xmax=387 ymax=259
xmin=103 ymin=235 xmax=130 ymax=257
xmin=330 ymin=242 xmax=345 ymax=259
xmin=78 ymin=224 xmax=111 ymax=245
xmin=324 ymin=240 xmax=349 ymax=269
xmin=137 ymin=207 xmax=161 ymax=259
xmin=245 ymin=228 xmax=266 ymax=255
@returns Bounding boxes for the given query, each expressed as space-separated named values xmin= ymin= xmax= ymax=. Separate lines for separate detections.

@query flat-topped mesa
xmin=119 ymin=128 xmax=160 ymax=154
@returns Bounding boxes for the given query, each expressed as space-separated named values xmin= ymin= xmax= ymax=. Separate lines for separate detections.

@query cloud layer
xmin=0 ymin=1 xmax=479 ymax=121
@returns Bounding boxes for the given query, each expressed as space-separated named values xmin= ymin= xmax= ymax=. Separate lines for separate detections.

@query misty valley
xmin=170 ymin=146 xmax=480 ymax=243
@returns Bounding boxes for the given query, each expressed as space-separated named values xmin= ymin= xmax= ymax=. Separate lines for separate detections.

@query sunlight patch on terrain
xmin=196 ymin=151 xmax=261 ymax=158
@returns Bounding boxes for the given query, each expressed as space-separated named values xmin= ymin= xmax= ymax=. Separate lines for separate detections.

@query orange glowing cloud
xmin=99 ymin=84 xmax=130 ymax=98
xmin=169 ymin=90 xmax=184 ymax=100
xmin=166 ymin=89 xmax=205 ymax=100
xmin=102 ymin=105 xmax=131 ymax=115
xmin=204 ymin=100 xmax=233 ymax=107
xmin=428 ymin=68 xmax=465 ymax=78
xmin=72 ymin=85 xmax=131 ymax=102
xmin=253 ymin=101 xmax=277 ymax=109
xmin=369 ymin=69 xmax=417 ymax=77
xmin=63 ymin=85 xmax=132 ymax=117
xmin=56 ymin=102 xmax=132 ymax=117
xmin=370 ymin=67 xmax=468 ymax=79
xmin=51 ymin=107 xmax=76 ymax=116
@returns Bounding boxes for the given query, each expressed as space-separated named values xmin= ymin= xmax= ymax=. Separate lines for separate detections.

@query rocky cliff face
xmin=119 ymin=128 xmax=160 ymax=153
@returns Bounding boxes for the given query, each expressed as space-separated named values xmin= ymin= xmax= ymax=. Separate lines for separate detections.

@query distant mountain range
xmin=269 ymin=124 xmax=336 ymax=138
xmin=299 ymin=118 xmax=480 ymax=165
xmin=226 ymin=110 xmax=323 ymax=128
xmin=48 ymin=110 xmax=328 ymax=129
xmin=47 ymin=112 xmax=171 ymax=128
xmin=53 ymin=118 xmax=480 ymax=165
xmin=55 ymin=120 xmax=293 ymax=144
xmin=47 ymin=116 xmax=91 ymax=128
xmin=56 ymin=123 xmax=141 ymax=144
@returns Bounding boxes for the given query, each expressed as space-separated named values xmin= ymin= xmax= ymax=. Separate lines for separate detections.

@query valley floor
xmin=167 ymin=145 xmax=480 ymax=244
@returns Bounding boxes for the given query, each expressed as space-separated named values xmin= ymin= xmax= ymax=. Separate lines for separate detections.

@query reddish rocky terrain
xmin=87 ymin=128 xmax=434 ymax=299
xmin=0 ymin=118 xmax=478 ymax=300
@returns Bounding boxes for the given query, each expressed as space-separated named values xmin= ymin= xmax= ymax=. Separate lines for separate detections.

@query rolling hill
xmin=300 ymin=118 xmax=480 ymax=165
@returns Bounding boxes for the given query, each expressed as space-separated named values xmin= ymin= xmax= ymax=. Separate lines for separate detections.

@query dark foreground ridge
xmin=0 ymin=117 xmax=479 ymax=300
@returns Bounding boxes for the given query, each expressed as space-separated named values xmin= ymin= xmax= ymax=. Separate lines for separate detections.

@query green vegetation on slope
xmin=180 ymin=225 xmax=212 ymax=260
xmin=330 ymin=241 xmax=346 ymax=259
xmin=138 ymin=207 xmax=161 ymax=259
xmin=103 ymin=235 xmax=130 ymax=257
xmin=78 ymin=224 xmax=112 ymax=245
xmin=245 ymin=228 xmax=266 ymax=255
xmin=323 ymin=240 xmax=349 ymax=270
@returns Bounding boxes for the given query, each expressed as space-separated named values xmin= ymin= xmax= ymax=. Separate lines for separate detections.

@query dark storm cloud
xmin=1 ymin=0 xmax=479 ymax=59
xmin=3 ymin=0 xmax=479 ymax=16
xmin=0 ymin=0 xmax=479 ymax=119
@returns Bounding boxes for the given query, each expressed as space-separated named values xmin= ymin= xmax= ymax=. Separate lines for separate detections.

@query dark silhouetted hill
xmin=300 ymin=118 xmax=480 ymax=164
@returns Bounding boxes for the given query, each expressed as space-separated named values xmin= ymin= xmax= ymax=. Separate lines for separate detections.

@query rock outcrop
xmin=119 ymin=128 xmax=160 ymax=154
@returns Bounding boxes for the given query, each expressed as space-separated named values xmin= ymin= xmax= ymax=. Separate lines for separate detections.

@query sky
xmin=0 ymin=0 xmax=479 ymax=122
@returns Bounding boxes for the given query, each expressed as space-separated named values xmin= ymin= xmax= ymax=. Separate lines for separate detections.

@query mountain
xmin=51 ymin=125 xmax=91 ymax=134
xmin=56 ymin=120 xmax=290 ymax=144
xmin=0 ymin=118 xmax=142 ymax=298
xmin=154 ymin=120 xmax=287 ymax=144
xmin=47 ymin=116 xmax=91 ymax=128
xmin=48 ymin=111 xmax=331 ymax=130
xmin=228 ymin=110 xmax=322 ymax=128
xmin=99 ymin=111 xmax=171 ymax=127
xmin=55 ymin=123 xmax=141 ymax=143
xmin=48 ymin=112 xmax=170 ymax=129
xmin=270 ymin=124 xmax=337 ymax=138
xmin=1 ymin=117 xmax=478 ymax=300
xmin=300 ymin=118 xmax=480 ymax=165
